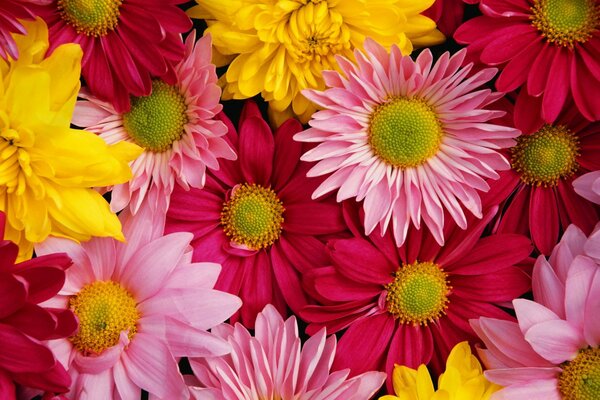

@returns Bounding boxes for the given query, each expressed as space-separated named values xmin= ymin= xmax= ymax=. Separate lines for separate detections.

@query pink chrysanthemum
xmin=35 ymin=205 xmax=242 ymax=399
xmin=295 ymin=39 xmax=519 ymax=247
xmin=165 ymin=101 xmax=347 ymax=328
xmin=424 ymin=0 xmax=479 ymax=36
xmin=574 ymin=171 xmax=600 ymax=205
xmin=72 ymin=33 xmax=236 ymax=214
xmin=301 ymin=202 xmax=532 ymax=389
xmin=472 ymin=223 xmax=600 ymax=400
xmin=0 ymin=0 xmax=49 ymax=59
xmin=188 ymin=304 xmax=386 ymax=400
xmin=40 ymin=0 xmax=191 ymax=112
xmin=491 ymin=92 xmax=600 ymax=255
xmin=454 ymin=0 xmax=600 ymax=122
xmin=0 ymin=211 xmax=76 ymax=398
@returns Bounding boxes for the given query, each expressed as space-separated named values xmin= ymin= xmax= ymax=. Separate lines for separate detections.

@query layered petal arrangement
xmin=189 ymin=0 xmax=444 ymax=125
xmin=0 ymin=0 xmax=48 ymax=60
xmin=295 ymin=40 xmax=519 ymax=246
xmin=0 ymin=211 xmax=76 ymax=398
xmin=301 ymin=203 xmax=532 ymax=388
xmin=424 ymin=0 xmax=479 ymax=36
xmin=166 ymin=101 xmax=347 ymax=327
xmin=454 ymin=0 xmax=600 ymax=122
xmin=0 ymin=19 xmax=141 ymax=261
xmin=188 ymin=304 xmax=386 ymax=400
xmin=380 ymin=341 xmax=500 ymax=400
xmin=72 ymin=32 xmax=236 ymax=215
xmin=472 ymin=223 xmax=600 ymax=400
xmin=35 ymin=205 xmax=242 ymax=399
xmin=40 ymin=0 xmax=192 ymax=112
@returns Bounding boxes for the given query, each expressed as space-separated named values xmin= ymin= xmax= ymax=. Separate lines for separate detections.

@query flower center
xmin=531 ymin=0 xmax=600 ymax=48
xmin=511 ymin=125 xmax=580 ymax=187
xmin=220 ymin=183 xmax=285 ymax=250
xmin=559 ymin=347 xmax=600 ymax=400
xmin=123 ymin=80 xmax=188 ymax=153
xmin=384 ymin=261 xmax=451 ymax=325
xmin=57 ymin=0 xmax=122 ymax=37
xmin=368 ymin=97 xmax=443 ymax=168
xmin=69 ymin=281 xmax=140 ymax=355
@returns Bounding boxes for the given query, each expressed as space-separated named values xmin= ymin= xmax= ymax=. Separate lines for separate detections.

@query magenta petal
xmin=328 ymin=238 xmax=395 ymax=284
xmin=541 ymin=48 xmax=570 ymax=122
xmin=0 ymin=274 xmax=26 ymax=319
xmin=239 ymin=116 xmax=274 ymax=186
xmin=0 ymin=324 xmax=55 ymax=373
xmin=529 ymin=187 xmax=559 ymax=255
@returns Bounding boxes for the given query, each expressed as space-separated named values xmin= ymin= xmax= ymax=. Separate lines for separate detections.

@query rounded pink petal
xmin=524 ymin=320 xmax=585 ymax=364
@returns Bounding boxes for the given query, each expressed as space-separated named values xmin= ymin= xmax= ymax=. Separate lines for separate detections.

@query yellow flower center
xmin=123 ymin=80 xmax=188 ymax=153
xmin=559 ymin=347 xmax=600 ymax=400
xmin=220 ymin=183 xmax=285 ymax=250
xmin=511 ymin=125 xmax=580 ymax=187
xmin=57 ymin=0 xmax=122 ymax=37
xmin=531 ymin=0 xmax=600 ymax=48
xmin=69 ymin=281 xmax=140 ymax=355
xmin=384 ymin=261 xmax=451 ymax=325
xmin=368 ymin=97 xmax=443 ymax=168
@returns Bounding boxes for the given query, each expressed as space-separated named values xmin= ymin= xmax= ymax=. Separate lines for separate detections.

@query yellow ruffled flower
xmin=380 ymin=342 xmax=501 ymax=400
xmin=0 ymin=19 xmax=142 ymax=261
xmin=189 ymin=0 xmax=445 ymax=126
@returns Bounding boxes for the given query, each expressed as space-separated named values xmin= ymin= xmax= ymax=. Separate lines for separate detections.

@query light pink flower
xmin=574 ymin=171 xmax=600 ymax=205
xmin=72 ymin=32 xmax=236 ymax=215
xmin=35 ymin=204 xmax=242 ymax=399
xmin=188 ymin=304 xmax=386 ymax=400
xmin=471 ymin=223 xmax=600 ymax=400
xmin=295 ymin=39 xmax=519 ymax=246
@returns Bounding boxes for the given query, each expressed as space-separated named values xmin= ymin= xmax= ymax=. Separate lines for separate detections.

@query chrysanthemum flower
xmin=189 ymin=0 xmax=444 ymax=126
xmin=35 ymin=204 xmax=242 ymax=399
xmin=574 ymin=171 xmax=600 ymax=204
xmin=165 ymin=101 xmax=347 ymax=327
xmin=295 ymin=40 xmax=519 ymax=246
xmin=301 ymin=202 xmax=532 ymax=388
xmin=72 ymin=32 xmax=236 ymax=214
xmin=492 ymin=92 xmax=600 ymax=255
xmin=40 ymin=0 xmax=192 ymax=113
xmin=424 ymin=0 xmax=479 ymax=36
xmin=472 ymin=223 xmax=600 ymax=400
xmin=0 ymin=0 xmax=49 ymax=60
xmin=454 ymin=0 xmax=600 ymax=122
xmin=188 ymin=304 xmax=386 ymax=400
xmin=380 ymin=341 xmax=500 ymax=400
xmin=0 ymin=211 xmax=76 ymax=398
xmin=0 ymin=19 xmax=141 ymax=261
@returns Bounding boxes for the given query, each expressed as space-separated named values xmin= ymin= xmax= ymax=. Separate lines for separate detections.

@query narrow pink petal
xmin=513 ymin=299 xmax=560 ymax=335
xmin=491 ymin=378 xmax=561 ymax=400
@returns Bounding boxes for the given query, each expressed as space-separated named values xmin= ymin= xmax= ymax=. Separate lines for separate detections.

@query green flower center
xmin=220 ymin=183 xmax=285 ymax=250
xmin=511 ymin=125 xmax=580 ymax=187
xmin=123 ymin=81 xmax=188 ymax=153
xmin=368 ymin=97 xmax=443 ymax=168
xmin=559 ymin=347 xmax=600 ymax=400
xmin=69 ymin=281 xmax=140 ymax=355
xmin=384 ymin=261 xmax=451 ymax=325
xmin=57 ymin=0 xmax=122 ymax=37
xmin=531 ymin=0 xmax=600 ymax=48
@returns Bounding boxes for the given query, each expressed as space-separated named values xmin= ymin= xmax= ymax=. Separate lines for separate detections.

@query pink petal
xmin=525 ymin=319 xmax=584 ymax=364
xmin=491 ymin=378 xmax=561 ymax=400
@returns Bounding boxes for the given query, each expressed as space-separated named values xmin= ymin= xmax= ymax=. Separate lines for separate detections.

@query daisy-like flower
xmin=295 ymin=40 xmax=519 ymax=246
xmin=35 ymin=204 xmax=242 ymax=399
xmin=0 ymin=211 xmax=76 ymax=398
xmin=492 ymin=92 xmax=600 ymax=255
xmin=0 ymin=0 xmax=49 ymax=60
xmin=472 ymin=223 xmax=600 ymax=400
xmin=72 ymin=32 xmax=236 ymax=215
xmin=165 ymin=101 xmax=347 ymax=328
xmin=424 ymin=0 xmax=479 ymax=36
xmin=0 ymin=19 xmax=141 ymax=261
xmin=188 ymin=304 xmax=386 ymax=400
xmin=189 ymin=0 xmax=444 ymax=126
xmin=301 ymin=202 xmax=532 ymax=388
xmin=40 ymin=0 xmax=192 ymax=112
xmin=454 ymin=0 xmax=600 ymax=122
xmin=574 ymin=171 xmax=600 ymax=204
xmin=380 ymin=341 xmax=500 ymax=400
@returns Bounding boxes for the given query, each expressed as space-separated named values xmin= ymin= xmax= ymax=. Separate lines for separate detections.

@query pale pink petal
xmin=525 ymin=320 xmax=584 ymax=364
xmin=490 ymin=378 xmax=561 ymax=400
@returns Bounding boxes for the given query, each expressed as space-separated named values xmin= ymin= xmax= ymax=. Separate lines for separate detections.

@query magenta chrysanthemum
xmin=424 ymin=0 xmax=479 ymax=36
xmin=188 ymin=304 xmax=386 ymax=400
xmin=40 ymin=0 xmax=192 ymax=112
xmin=472 ymin=223 xmax=600 ymax=400
xmin=295 ymin=39 xmax=519 ymax=247
xmin=0 ymin=0 xmax=49 ymax=59
xmin=72 ymin=33 xmax=235 ymax=215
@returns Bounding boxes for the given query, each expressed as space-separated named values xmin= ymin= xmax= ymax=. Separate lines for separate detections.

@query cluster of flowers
xmin=0 ymin=0 xmax=599 ymax=399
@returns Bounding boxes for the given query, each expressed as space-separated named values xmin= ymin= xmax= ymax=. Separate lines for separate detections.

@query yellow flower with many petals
xmin=380 ymin=342 xmax=501 ymax=400
xmin=0 ymin=19 xmax=142 ymax=261
xmin=189 ymin=0 xmax=444 ymax=126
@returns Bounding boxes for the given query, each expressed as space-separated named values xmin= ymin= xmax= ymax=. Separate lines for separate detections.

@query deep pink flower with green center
xmin=300 ymin=202 xmax=533 ymax=390
xmin=0 ymin=0 xmax=49 ymax=59
xmin=424 ymin=0 xmax=479 ymax=36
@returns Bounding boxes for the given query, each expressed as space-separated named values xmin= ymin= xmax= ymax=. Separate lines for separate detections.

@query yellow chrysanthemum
xmin=189 ymin=0 xmax=444 ymax=126
xmin=0 ymin=19 xmax=142 ymax=261
xmin=380 ymin=342 xmax=501 ymax=400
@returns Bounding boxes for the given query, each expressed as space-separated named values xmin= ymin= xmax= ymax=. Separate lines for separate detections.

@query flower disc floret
xmin=559 ymin=347 xmax=600 ymax=400
xmin=531 ymin=0 xmax=600 ymax=48
xmin=57 ymin=0 xmax=122 ymax=37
